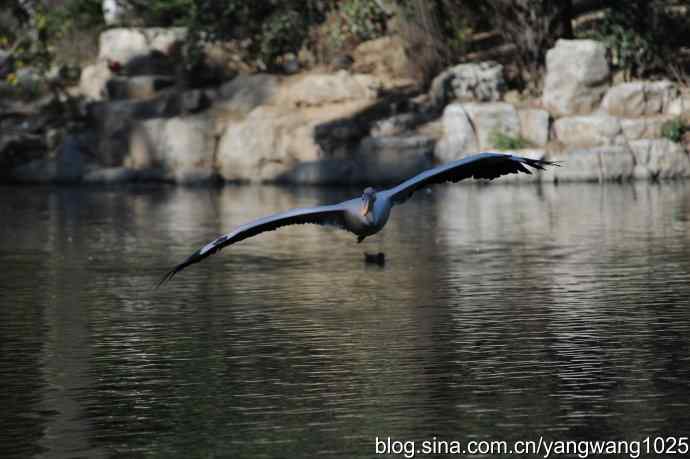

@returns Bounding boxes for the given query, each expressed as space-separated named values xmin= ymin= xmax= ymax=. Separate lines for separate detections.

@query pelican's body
xmin=159 ymin=152 xmax=558 ymax=285
xmin=343 ymin=190 xmax=392 ymax=241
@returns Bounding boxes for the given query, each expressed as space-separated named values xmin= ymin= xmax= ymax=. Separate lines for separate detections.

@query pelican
xmin=159 ymin=152 xmax=557 ymax=285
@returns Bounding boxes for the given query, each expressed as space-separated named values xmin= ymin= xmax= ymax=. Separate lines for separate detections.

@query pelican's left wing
xmin=158 ymin=204 xmax=351 ymax=286
xmin=382 ymin=152 xmax=558 ymax=205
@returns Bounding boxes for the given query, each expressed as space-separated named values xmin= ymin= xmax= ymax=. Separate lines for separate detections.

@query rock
xmin=553 ymin=113 xmax=622 ymax=147
xmin=543 ymin=39 xmax=610 ymax=116
xmin=87 ymin=96 xmax=174 ymax=166
xmin=213 ymin=74 xmax=280 ymax=119
xmin=435 ymin=103 xmax=479 ymax=162
xmin=88 ymin=88 xmax=210 ymax=163
xmin=518 ymin=109 xmax=550 ymax=146
xmin=280 ymin=135 xmax=435 ymax=185
xmin=352 ymin=36 xmax=410 ymax=79
xmin=83 ymin=166 xmax=138 ymax=184
xmin=56 ymin=137 xmax=84 ymax=182
xmin=275 ymin=71 xmax=378 ymax=107
xmin=463 ymin=102 xmax=521 ymax=150
xmin=118 ymin=49 xmax=180 ymax=77
xmin=98 ymin=28 xmax=187 ymax=68
xmin=11 ymin=136 xmax=84 ymax=183
xmin=620 ymin=115 xmax=674 ymax=141
xmin=79 ymin=61 xmax=112 ymax=101
xmin=430 ymin=61 xmax=505 ymax=107
xmin=601 ymin=81 xmax=677 ymax=117
xmin=126 ymin=114 xmax=216 ymax=183
xmin=370 ymin=111 xmax=433 ymax=137
xmin=280 ymin=159 xmax=357 ymax=185
xmin=666 ymin=94 xmax=690 ymax=117
xmin=106 ymin=75 xmax=176 ymax=100
xmin=11 ymin=158 xmax=58 ymax=183
xmin=629 ymin=139 xmax=690 ymax=179
xmin=216 ymin=98 xmax=378 ymax=184
xmin=216 ymin=106 xmax=320 ymax=183
xmin=354 ymin=135 xmax=434 ymax=184
xmin=545 ymin=145 xmax=635 ymax=182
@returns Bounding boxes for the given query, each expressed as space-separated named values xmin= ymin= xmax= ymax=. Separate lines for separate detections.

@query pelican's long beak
xmin=361 ymin=196 xmax=373 ymax=217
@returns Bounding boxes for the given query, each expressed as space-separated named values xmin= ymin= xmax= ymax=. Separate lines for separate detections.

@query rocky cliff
xmin=4 ymin=29 xmax=690 ymax=185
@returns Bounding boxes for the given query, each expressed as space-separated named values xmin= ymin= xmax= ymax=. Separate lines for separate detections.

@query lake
xmin=1 ymin=182 xmax=690 ymax=458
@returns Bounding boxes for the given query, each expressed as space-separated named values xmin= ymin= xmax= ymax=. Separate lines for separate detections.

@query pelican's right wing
xmin=158 ymin=204 xmax=351 ymax=286
xmin=382 ymin=152 xmax=558 ymax=205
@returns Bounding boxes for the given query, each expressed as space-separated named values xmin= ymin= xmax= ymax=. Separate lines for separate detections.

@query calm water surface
xmin=1 ymin=182 xmax=690 ymax=458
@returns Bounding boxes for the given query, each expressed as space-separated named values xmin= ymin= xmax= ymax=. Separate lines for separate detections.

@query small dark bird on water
xmin=158 ymin=152 xmax=559 ymax=286
xmin=364 ymin=252 xmax=386 ymax=266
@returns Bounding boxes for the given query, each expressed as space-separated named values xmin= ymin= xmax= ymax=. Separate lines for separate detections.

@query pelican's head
xmin=360 ymin=187 xmax=376 ymax=217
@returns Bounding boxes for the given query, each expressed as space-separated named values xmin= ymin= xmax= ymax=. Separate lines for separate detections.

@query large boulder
xmin=620 ymin=115 xmax=675 ymax=141
xmin=518 ymin=108 xmax=550 ymax=146
xmin=280 ymin=135 xmax=434 ymax=185
xmin=629 ymin=139 xmax=690 ymax=179
xmin=430 ymin=61 xmax=505 ymax=107
xmin=275 ymin=71 xmax=378 ymax=107
xmin=79 ymin=61 xmax=112 ymax=101
xmin=601 ymin=81 xmax=677 ymax=117
xmin=212 ymin=74 xmax=281 ymax=120
xmin=542 ymin=39 xmax=610 ymax=116
xmin=435 ymin=102 xmax=522 ymax=161
xmin=216 ymin=106 xmax=324 ymax=183
xmin=106 ymin=75 xmax=176 ymax=100
xmin=544 ymin=145 xmax=635 ymax=182
xmin=353 ymin=135 xmax=434 ymax=184
xmin=463 ymin=102 xmax=521 ymax=150
xmin=126 ymin=114 xmax=216 ymax=183
xmin=553 ymin=113 xmax=622 ymax=147
xmin=98 ymin=28 xmax=186 ymax=67
xmin=435 ymin=104 xmax=479 ymax=162
xmin=665 ymin=93 xmax=690 ymax=117
xmin=11 ymin=136 xmax=84 ymax=183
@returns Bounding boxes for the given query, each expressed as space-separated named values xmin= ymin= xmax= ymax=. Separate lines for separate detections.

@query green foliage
xmin=582 ymin=0 xmax=690 ymax=79
xmin=319 ymin=0 xmax=388 ymax=62
xmin=183 ymin=1 xmax=329 ymax=68
xmin=661 ymin=118 xmax=687 ymax=143
xmin=339 ymin=0 xmax=387 ymax=41
xmin=490 ymin=130 xmax=530 ymax=150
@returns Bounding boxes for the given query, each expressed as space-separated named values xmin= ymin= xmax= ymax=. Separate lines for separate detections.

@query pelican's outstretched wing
xmin=158 ymin=204 xmax=351 ymax=286
xmin=383 ymin=152 xmax=558 ymax=205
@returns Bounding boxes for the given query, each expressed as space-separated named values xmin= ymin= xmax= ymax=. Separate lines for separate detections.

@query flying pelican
xmin=159 ymin=152 xmax=557 ymax=285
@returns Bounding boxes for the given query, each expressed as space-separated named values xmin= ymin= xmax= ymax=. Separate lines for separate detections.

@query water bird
xmin=364 ymin=252 xmax=386 ymax=266
xmin=158 ymin=152 xmax=557 ymax=285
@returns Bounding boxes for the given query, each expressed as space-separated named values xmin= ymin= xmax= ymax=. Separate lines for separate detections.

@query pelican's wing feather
xmin=158 ymin=204 xmax=350 ymax=286
xmin=383 ymin=152 xmax=558 ymax=205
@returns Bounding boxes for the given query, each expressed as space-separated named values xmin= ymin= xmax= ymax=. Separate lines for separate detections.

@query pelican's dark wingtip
xmin=155 ymin=267 xmax=178 ymax=289
xmin=519 ymin=157 xmax=561 ymax=171
xmin=154 ymin=250 xmax=203 ymax=289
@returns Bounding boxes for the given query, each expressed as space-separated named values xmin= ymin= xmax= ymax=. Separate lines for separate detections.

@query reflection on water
xmin=1 ymin=182 xmax=690 ymax=458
